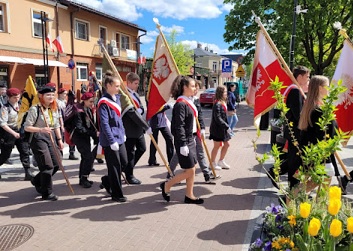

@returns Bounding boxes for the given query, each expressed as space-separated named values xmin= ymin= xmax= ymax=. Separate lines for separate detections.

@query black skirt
xmin=174 ymin=138 xmax=197 ymax=169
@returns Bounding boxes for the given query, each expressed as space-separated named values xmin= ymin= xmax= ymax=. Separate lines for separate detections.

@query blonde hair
xmin=298 ymin=75 xmax=329 ymax=131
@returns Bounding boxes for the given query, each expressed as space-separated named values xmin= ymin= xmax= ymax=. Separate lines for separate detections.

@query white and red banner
xmin=146 ymin=34 xmax=178 ymax=121
xmin=332 ymin=40 xmax=353 ymax=137
xmin=53 ymin=35 xmax=64 ymax=53
xmin=46 ymin=33 xmax=54 ymax=52
xmin=247 ymin=31 xmax=292 ymax=127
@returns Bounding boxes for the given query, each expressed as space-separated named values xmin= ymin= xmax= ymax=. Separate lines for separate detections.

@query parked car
xmin=199 ymin=88 xmax=216 ymax=107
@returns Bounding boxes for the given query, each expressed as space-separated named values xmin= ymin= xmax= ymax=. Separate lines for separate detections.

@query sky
xmin=71 ymin=0 xmax=246 ymax=58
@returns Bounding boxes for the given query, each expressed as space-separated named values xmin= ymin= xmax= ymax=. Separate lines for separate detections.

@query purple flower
xmin=266 ymin=203 xmax=282 ymax=214
xmin=264 ymin=241 xmax=272 ymax=251
xmin=275 ymin=214 xmax=282 ymax=222
xmin=254 ymin=238 xmax=263 ymax=248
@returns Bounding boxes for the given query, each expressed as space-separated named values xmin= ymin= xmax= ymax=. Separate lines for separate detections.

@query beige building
xmin=0 ymin=0 xmax=146 ymax=93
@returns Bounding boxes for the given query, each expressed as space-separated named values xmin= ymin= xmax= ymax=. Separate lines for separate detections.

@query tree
xmin=223 ymin=0 xmax=353 ymax=75
xmin=166 ymin=30 xmax=194 ymax=75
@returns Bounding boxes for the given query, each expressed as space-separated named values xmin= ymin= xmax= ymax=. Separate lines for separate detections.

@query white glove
xmin=110 ymin=142 xmax=120 ymax=151
xmin=201 ymin=129 xmax=206 ymax=138
xmin=227 ymin=128 xmax=232 ymax=134
xmin=146 ymin=127 xmax=153 ymax=135
xmin=137 ymin=108 xmax=143 ymax=114
xmin=180 ymin=146 xmax=189 ymax=156
xmin=167 ymin=103 xmax=174 ymax=109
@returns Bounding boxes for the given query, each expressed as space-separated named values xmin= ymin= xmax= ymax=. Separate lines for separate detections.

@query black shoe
xmin=209 ymin=173 xmax=221 ymax=180
xmin=79 ymin=178 xmax=92 ymax=188
xmin=266 ymin=167 xmax=279 ymax=190
xmin=127 ymin=177 xmax=141 ymax=185
xmin=30 ymin=177 xmax=41 ymax=194
xmin=79 ymin=179 xmax=93 ymax=185
xmin=42 ymin=193 xmax=58 ymax=201
xmin=100 ymin=176 xmax=111 ymax=195
xmin=184 ymin=196 xmax=204 ymax=204
xmin=160 ymin=182 xmax=170 ymax=202
xmin=112 ymin=196 xmax=127 ymax=203
xmin=96 ymin=158 xmax=104 ymax=164
xmin=148 ymin=162 xmax=160 ymax=166
xmin=69 ymin=154 xmax=79 ymax=160
xmin=338 ymin=176 xmax=349 ymax=195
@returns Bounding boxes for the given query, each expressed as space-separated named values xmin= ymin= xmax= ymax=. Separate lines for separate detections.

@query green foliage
xmin=223 ymin=0 xmax=353 ymax=75
xmin=166 ymin=30 xmax=194 ymax=75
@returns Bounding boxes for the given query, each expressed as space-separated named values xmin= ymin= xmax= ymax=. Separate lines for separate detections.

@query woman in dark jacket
xmin=227 ymin=83 xmax=238 ymax=132
xmin=71 ymin=91 xmax=98 ymax=188
xmin=209 ymin=85 xmax=232 ymax=170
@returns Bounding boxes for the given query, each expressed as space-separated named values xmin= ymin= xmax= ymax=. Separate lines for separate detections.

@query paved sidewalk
xmin=1 ymin=98 xmax=353 ymax=251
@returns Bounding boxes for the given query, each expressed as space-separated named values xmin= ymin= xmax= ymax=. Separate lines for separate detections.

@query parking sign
xmin=222 ymin=59 xmax=232 ymax=73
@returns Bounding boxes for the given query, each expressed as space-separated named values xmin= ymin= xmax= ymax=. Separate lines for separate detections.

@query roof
xmin=58 ymin=0 xmax=146 ymax=32
xmin=193 ymin=47 xmax=221 ymax=57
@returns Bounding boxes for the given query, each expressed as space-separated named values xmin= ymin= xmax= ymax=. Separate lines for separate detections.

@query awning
xmin=0 ymin=56 xmax=30 ymax=64
xmin=0 ymin=56 xmax=67 ymax=68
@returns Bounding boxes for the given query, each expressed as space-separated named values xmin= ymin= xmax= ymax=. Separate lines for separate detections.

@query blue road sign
xmin=222 ymin=59 xmax=232 ymax=73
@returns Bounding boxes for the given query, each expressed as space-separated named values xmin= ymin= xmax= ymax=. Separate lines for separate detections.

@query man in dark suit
xmin=122 ymin=72 xmax=149 ymax=184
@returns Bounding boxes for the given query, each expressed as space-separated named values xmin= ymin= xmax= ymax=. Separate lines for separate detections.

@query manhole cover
xmin=0 ymin=224 xmax=34 ymax=251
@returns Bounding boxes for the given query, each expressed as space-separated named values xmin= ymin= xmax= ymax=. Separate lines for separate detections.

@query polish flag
xmin=46 ymin=33 xmax=54 ymax=52
xmin=53 ymin=35 xmax=64 ymax=53
xmin=146 ymin=34 xmax=178 ymax=120
xmin=247 ymin=31 xmax=293 ymax=128
xmin=332 ymin=40 xmax=353 ymax=138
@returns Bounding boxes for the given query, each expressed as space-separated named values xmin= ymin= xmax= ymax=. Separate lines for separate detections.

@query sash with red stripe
xmin=98 ymin=97 xmax=122 ymax=117
xmin=129 ymin=90 xmax=140 ymax=109
xmin=176 ymin=96 xmax=201 ymax=139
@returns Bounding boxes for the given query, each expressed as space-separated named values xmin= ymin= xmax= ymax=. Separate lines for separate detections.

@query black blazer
xmin=284 ymin=88 xmax=304 ymax=141
xmin=171 ymin=102 xmax=194 ymax=147
xmin=194 ymin=98 xmax=205 ymax=130
xmin=73 ymin=104 xmax=96 ymax=138
xmin=209 ymin=102 xmax=230 ymax=141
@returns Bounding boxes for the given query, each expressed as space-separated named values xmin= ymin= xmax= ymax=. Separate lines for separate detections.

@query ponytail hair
xmin=103 ymin=70 xmax=119 ymax=88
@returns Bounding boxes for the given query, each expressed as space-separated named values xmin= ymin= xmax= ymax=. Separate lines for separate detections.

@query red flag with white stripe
xmin=46 ymin=33 xmax=54 ymax=52
xmin=246 ymin=31 xmax=293 ymax=127
xmin=146 ymin=34 xmax=178 ymax=121
xmin=332 ymin=40 xmax=353 ymax=137
xmin=53 ymin=35 xmax=64 ymax=53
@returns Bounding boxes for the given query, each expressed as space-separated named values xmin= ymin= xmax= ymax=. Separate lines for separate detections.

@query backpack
xmin=19 ymin=105 xmax=40 ymax=143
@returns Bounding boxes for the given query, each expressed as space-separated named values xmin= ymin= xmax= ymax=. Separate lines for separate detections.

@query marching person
xmin=57 ymin=87 xmax=78 ymax=160
xmin=122 ymin=72 xmax=149 ymax=184
xmin=0 ymin=88 xmax=33 ymax=180
xmin=209 ymin=85 xmax=232 ymax=170
xmin=71 ymin=92 xmax=99 ymax=188
xmin=147 ymin=103 xmax=174 ymax=167
xmin=168 ymin=80 xmax=220 ymax=183
xmin=160 ymin=75 xmax=204 ymax=204
xmin=24 ymin=84 xmax=64 ymax=201
xmin=98 ymin=70 xmax=127 ymax=202
xmin=227 ymin=83 xmax=238 ymax=133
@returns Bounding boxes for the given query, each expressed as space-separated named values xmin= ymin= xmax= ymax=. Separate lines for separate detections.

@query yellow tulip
xmin=347 ymin=217 xmax=353 ymax=233
xmin=308 ymin=218 xmax=321 ymax=237
xmin=330 ymin=219 xmax=342 ymax=237
xmin=328 ymin=199 xmax=342 ymax=216
xmin=288 ymin=215 xmax=297 ymax=226
xmin=300 ymin=202 xmax=311 ymax=218
xmin=329 ymin=186 xmax=341 ymax=200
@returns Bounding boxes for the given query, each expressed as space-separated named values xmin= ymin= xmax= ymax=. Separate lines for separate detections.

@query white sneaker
xmin=211 ymin=162 xmax=222 ymax=170
xmin=218 ymin=160 xmax=230 ymax=169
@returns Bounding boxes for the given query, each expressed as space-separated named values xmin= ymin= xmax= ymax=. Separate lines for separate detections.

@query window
xmin=115 ymin=33 xmax=120 ymax=48
xmin=76 ymin=63 xmax=88 ymax=80
xmin=32 ymin=11 xmax=43 ymax=37
xmin=121 ymin=34 xmax=130 ymax=50
xmin=99 ymin=26 xmax=106 ymax=45
xmin=95 ymin=64 xmax=102 ymax=81
xmin=75 ymin=20 xmax=89 ymax=40
xmin=0 ymin=66 xmax=8 ymax=87
xmin=213 ymin=61 xmax=217 ymax=72
xmin=35 ymin=67 xmax=46 ymax=87
xmin=0 ymin=3 xmax=6 ymax=32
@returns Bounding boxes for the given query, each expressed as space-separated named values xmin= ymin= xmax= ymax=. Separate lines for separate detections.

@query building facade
xmin=0 ymin=0 xmax=146 ymax=92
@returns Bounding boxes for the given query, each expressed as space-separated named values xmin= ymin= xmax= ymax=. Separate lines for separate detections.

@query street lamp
xmin=40 ymin=11 xmax=53 ymax=85
xmin=289 ymin=2 xmax=307 ymax=71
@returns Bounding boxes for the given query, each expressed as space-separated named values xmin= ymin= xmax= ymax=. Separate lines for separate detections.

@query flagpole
xmin=251 ymin=11 xmax=306 ymax=98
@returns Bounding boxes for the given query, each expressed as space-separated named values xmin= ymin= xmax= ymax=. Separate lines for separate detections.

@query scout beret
xmin=6 ymin=88 xmax=21 ymax=97
xmin=81 ymin=92 xmax=94 ymax=100
xmin=38 ymin=85 xmax=56 ymax=94
xmin=58 ymin=88 xmax=67 ymax=94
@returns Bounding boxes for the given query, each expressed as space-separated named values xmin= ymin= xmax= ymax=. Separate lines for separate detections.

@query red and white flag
xmin=146 ymin=34 xmax=178 ymax=121
xmin=46 ymin=33 xmax=54 ymax=52
xmin=332 ymin=40 xmax=353 ymax=137
xmin=53 ymin=35 xmax=64 ymax=53
xmin=247 ymin=31 xmax=293 ymax=127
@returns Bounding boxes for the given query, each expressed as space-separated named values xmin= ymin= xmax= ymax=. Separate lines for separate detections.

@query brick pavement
xmin=1 ymin=97 xmax=353 ymax=251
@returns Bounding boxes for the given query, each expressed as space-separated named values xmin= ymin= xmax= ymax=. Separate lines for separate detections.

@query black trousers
xmin=148 ymin=127 xmax=174 ymax=164
xmin=72 ymin=134 xmax=94 ymax=178
xmin=124 ymin=135 xmax=146 ymax=178
xmin=287 ymin=141 xmax=301 ymax=189
xmin=103 ymin=144 xmax=128 ymax=198
xmin=0 ymin=130 xmax=30 ymax=168
xmin=30 ymin=133 xmax=61 ymax=196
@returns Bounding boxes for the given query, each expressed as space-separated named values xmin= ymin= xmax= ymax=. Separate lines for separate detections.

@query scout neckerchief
xmin=7 ymin=102 xmax=19 ymax=113
xmin=176 ymin=95 xmax=200 ymax=139
xmin=128 ymin=88 xmax=140 ymax=108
